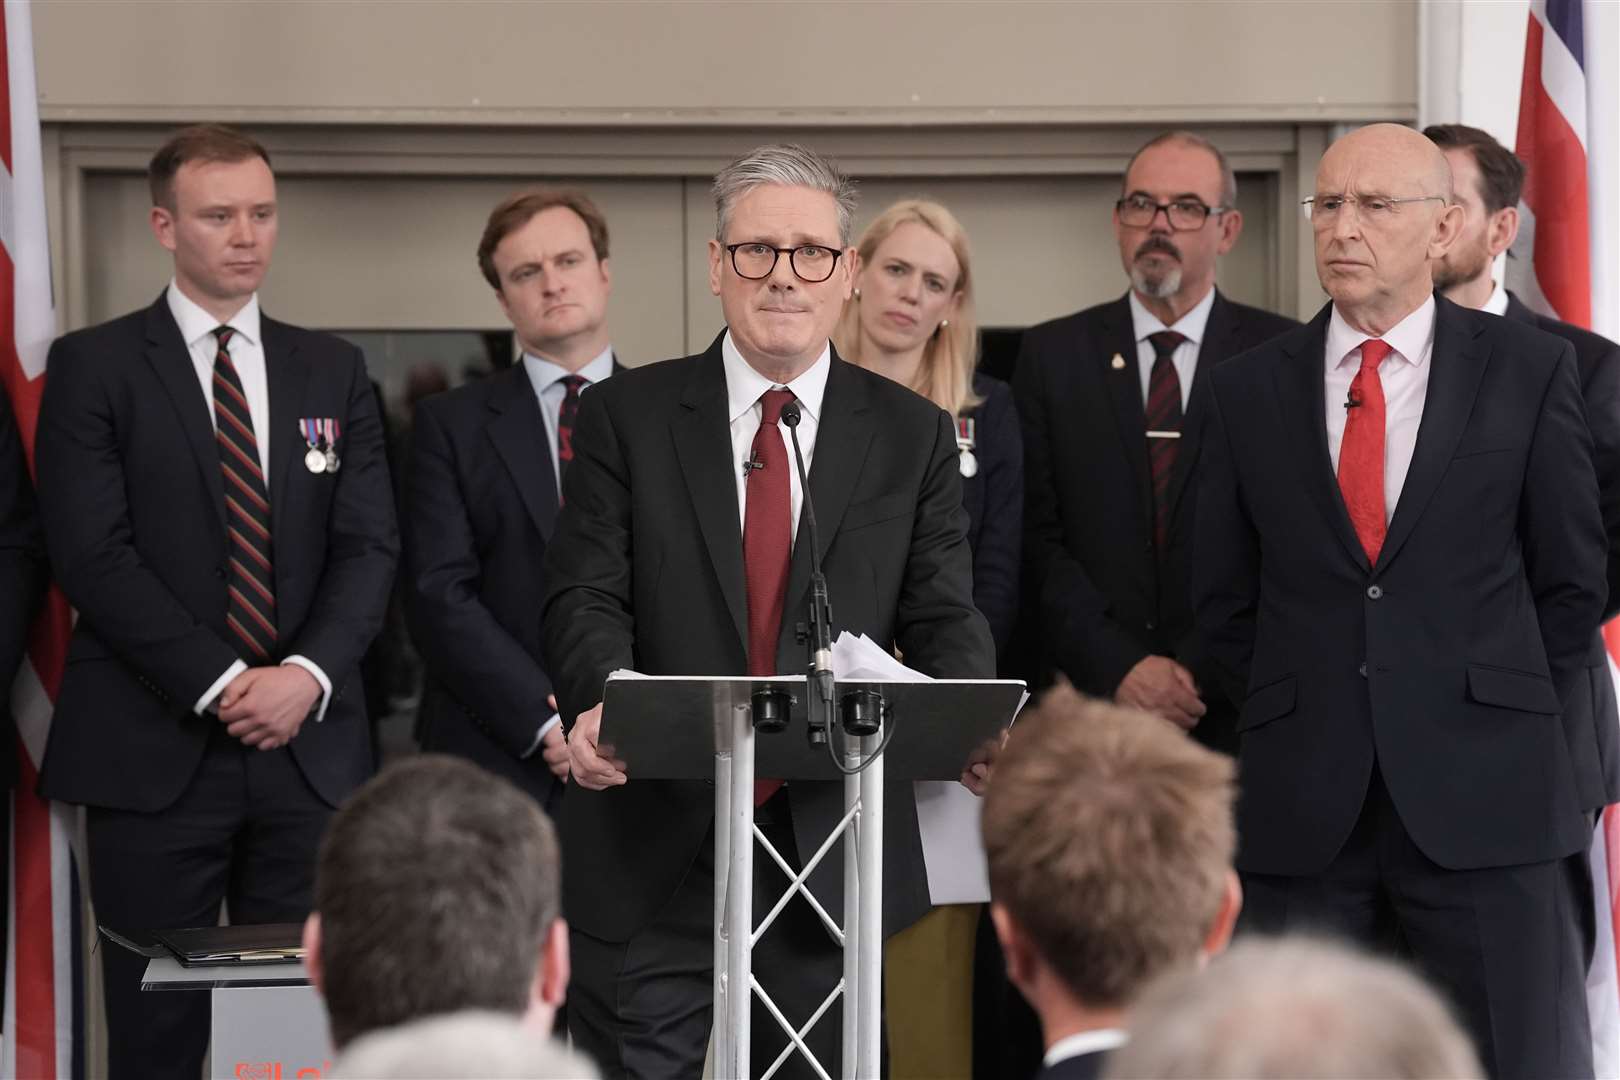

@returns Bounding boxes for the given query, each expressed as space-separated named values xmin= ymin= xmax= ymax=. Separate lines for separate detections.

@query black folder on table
xmin=101 ymin=922 xmax=305 ymax=967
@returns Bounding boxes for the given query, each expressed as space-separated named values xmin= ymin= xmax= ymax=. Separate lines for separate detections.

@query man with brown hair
xmin=404 ymin=187 xmax=620 ymax=812
xmin=35 ymin=123 xmax=397 ymax=1077
xmin=982 ymin=693 xmax=1243 ymax=1080
xmin=302 ymin=755 xmax=571 ymax=1050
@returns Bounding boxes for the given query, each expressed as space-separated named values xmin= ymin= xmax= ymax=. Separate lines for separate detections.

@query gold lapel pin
xmin=1111 ymin=353 xmax=1127 ymax=370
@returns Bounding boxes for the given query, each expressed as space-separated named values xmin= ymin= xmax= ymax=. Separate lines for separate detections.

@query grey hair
xmin=1123 ymin=130 xmax=1239 ymax=209
xmin=712 ymin=143 xmax=859 ymax=247
xmin=1104 ymin=937 xmax=1485 ymax=1080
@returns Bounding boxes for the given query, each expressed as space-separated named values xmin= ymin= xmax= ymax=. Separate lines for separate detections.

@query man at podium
xmin=542 ymin=143 xmax=995 ymax=1078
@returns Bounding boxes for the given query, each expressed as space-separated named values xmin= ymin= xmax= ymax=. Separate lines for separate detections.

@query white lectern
xmin=600 ymin=673 xmax=1021 ymax=1080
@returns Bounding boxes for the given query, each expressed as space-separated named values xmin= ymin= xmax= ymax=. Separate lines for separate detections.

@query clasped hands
xmin=217 ymin=665 xmax=322 ymax=750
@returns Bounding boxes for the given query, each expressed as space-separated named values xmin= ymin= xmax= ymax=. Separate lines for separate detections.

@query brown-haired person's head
xmin=1423 ymin=124 xmax=1527 ymax=302
xmin=302 ymin=756 xmax=568 ymax=1049
xmin=147 ymin=125 xmax=277 ymax=320
xmin=982 ymin=692 xmax=1241 ymax=1043
xmin=476 ymin=189 xmax=613 ymax=364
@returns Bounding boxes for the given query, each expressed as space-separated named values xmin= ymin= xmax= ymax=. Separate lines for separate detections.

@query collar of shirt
xmin=522 ymin=343 xmax=616 ymax=401
xmin=1128 ymin=285 xmax=1216 ymax=347
xmin=1043 ymin=1028 xmax=1129 ymax=1067
xmin=166 ymin=278 xmax=261 ymax=350
xmin=1325 ymin=293 xmax=1437 ymax=373
xmin=722 ymin=330 xmax=831 ymax=422
xmin=1483 ymin=279 xmax=1510 ymax=317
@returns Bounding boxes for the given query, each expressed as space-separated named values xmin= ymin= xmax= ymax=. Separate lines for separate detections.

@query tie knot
xmin=759 ymin=388 xmax=795 ymax=425
xmin=559 ymin=374 xmax=588 ymax=397
xmin=1147 ymin=331 xmax=1186 ymax=360
xmin=1359 ymin=338 xmax=1392 ymax=372
xmin=212 ymin=326 xmax=235 ymax=350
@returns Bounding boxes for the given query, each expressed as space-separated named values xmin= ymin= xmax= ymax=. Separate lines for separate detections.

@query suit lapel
xmin=673 ymin=339 xmax=748 ymax=652
xmin=1097 ymin=296 xmax=1154 ymax=521
xmin=783 ymin=353 xmax=875 ymax=622
xmin=143 ymin=297 xmax=227 ymax=533
xmin=1375 ymin=298 xmax=1489 ymax=573
xmin=263 ymin=316 xmax=307 ymax=608
xmin=486 ymin=364 xmax=561 ymax=540
xmin=1163 ymin=291 xmax=1234 ymax=521
xmin=1273 ymin=304 xmax=1371 ymax=571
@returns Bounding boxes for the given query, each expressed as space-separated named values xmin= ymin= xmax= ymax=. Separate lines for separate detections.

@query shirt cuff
xmin=520 ymin=714 xmax=563 ymax=759
xmin=282 ymin=656 xmax=333 ymax=723
xmin=195 ymin=659 xmax=249 ymax=715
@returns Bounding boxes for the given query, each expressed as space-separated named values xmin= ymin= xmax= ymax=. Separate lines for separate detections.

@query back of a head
xmin=332 ymin=1010 xmax=599 ymax=1079
xmin=981 ymin=692 xmax=1236 ymax=1008
xmin=314 ymin=755 xmax=561 ymax=1048
xmin=1105 ymin=937 xmax=1484 ymax=1079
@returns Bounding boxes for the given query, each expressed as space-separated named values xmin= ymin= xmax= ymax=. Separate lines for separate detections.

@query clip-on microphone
xmin=779 ymin=400 xmax=836 ymax=747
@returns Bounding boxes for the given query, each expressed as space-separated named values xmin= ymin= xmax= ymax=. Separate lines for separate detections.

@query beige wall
xmin=34 ymin=0 xmax=1415 ymax=126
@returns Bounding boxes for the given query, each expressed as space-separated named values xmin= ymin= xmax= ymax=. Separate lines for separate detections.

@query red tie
xmin=1338 ymin=339 xmax=1391 ymax=563
xmin=555 ymin=374 xmax=588 ymax=488
xmin=745 ymin=389 xmax=795 ymax=806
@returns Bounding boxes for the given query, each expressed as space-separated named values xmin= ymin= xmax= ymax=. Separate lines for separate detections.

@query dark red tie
xmin=1338 ymin=339 xmax=1391 ymax=563
xmin=211 ymin=327 xmax=277 ymax=661
xmin=745 ymin=388 xmax=795 ymax=805
xmin=1144 ymin=330 xmax=1187 ymax=553
xmin=555 ymin=374 xmax=588 ymax=486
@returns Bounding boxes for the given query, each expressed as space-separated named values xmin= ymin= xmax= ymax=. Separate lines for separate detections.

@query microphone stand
xmin=779 ymin=401 xmax=834 ymax=748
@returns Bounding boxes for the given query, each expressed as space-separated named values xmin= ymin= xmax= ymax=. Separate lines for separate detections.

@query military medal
xmin=322 ymin=418 xmax=342 ymax=473
xmin=301 ymin=418 xmax=341 ymax=474
xmin=304 ymin=446 xmax=327 ymax=473
xmin=956 ymin=417 xmax=978 ymax=478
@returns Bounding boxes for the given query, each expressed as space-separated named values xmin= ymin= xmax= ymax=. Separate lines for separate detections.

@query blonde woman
xmin=835 ymin=199 xmax=1022 ymax=657
xmin=835 ymin=199 xmax=1024 ymax=1077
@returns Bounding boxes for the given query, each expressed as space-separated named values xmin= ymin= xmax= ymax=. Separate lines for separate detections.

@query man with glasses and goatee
xmin=1016 ymin=131 xmax=1297 ymax=755
xmin=543 ymin=143 xmax=994 ymax=1079
xmin=33 ymin=125 xmax=396 ymax=1079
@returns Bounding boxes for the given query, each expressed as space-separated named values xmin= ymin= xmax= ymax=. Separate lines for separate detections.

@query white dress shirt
xmin=1129 ymin=286 xmax=1215 ymax=411
xmin=167 ymin=281 xmax=333 ymax=722
xmin=723 ymin=330 xmax=831 ymax=546
xmin=1323 ymin=295 xmax=1437 ymax=523
xmin=521 ymin=344 xmax=617 ymax=495
xmin=1043 ymin=1028 xmax=1129 ymax=1068
xmin=516 ymin=345 xmax=616 ymax=754
xmin=1483 ymin=278 xmax=1510 ymax=316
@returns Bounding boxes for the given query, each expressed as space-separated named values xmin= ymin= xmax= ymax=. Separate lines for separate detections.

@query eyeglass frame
xmin=1113 ymin=195 xmax=1233 ymax=231
xmin=723 ymin=242 xmax=845 ymax=283
xmin=1301 ymin=193 xmax=1448 ymax=223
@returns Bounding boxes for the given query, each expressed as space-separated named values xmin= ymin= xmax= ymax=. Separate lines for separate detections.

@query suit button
xmin=1145 ymin=620 xmax=1157 ymax=632
xmin=1358 ymin=662 xmax=1367 ymax=678
xmin=1366 ymin=585 xmax=1383 ymax=600
xmin=214 ymin=567 xmax=226 ymax=579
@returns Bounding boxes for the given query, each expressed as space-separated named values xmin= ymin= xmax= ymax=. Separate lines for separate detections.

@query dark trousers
xmin=569 ymin=794 xmax=849 ymax=1079
xmin=87 ymin=728 xmax=332 ymax=1080
xmin=1240 ymin=763 xmax=1594 ymax=1080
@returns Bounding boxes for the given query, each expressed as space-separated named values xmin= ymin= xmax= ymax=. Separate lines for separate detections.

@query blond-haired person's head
xmin=835 ymin=198 xmax=981 ymax=417
xmin=1104 ymin=937 xmax=1484 ymax=1079
xmin=982 ymin=692 xmax=1241 ymax=1055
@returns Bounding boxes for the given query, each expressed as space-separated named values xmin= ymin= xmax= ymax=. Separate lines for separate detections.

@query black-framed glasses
xmin=725 ymin=242 xmax=843 ymax=283
xmin=1115 ymin=195 xmax=1230 ymax=231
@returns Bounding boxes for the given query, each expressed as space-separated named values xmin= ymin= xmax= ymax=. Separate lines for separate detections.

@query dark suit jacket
xmin=1036 ymin=1049 xmax=1109 ymax=1080
xmin=1016 ymin=290 xmax=1298 ymax=752
xmin=542 ymin=332 xmax=996 ymax=942
xmin=1504 ymin=290 xmax=1620 ymax=809
xmin=1 ymin=381 xmax=48 ymax=789
xmin=1194 ymin=296 xmax=1606 ymax=874
xmin=405 ymin=360 xmax=621 ymax=810
xmin=34 ymin=295 xmax=398 ymax=812
xmin=961 ymin=373 xmax=1023 ymax=662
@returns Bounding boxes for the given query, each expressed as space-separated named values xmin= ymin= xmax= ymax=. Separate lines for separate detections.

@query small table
xmin=142 ymin=957 xmax=332 ymax=1079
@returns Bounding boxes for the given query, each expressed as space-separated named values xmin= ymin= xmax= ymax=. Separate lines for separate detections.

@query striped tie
xmin=212 ymin=326 xmax=277 ymax=661
xmin=1145 ymin=330 xmax=1187 ymax=554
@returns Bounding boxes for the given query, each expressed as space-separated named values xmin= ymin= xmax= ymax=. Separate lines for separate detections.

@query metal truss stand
xmin=712 ymin=703 xmax=884 ymax=1080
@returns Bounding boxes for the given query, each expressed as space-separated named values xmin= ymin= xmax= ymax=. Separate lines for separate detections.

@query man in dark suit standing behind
xmin=543 ymin=143 xmax=995 ymax=1078
xmin=1016 ymin=131 xmax=1296 ymax=754
xmin=405 ymin=189 xmax=621 ymax=812
xmin=1426 ymin=122 xmax=1620 ymax=815
xmin=34 ymin=125 xmax=397 ymax=1078
xmin=1194 ymin=123 xmax=1605 ymax=1080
